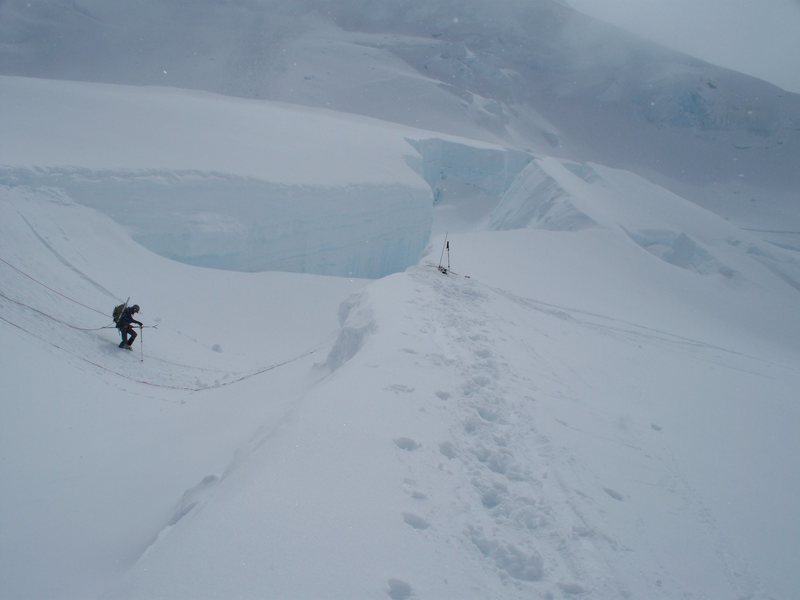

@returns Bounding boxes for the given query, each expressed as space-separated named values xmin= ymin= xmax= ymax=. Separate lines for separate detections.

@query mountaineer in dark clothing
xmin=116 ymin=304 xmax=143 ymax=349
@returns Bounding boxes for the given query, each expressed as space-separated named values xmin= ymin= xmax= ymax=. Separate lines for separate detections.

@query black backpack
xmin=113 ymin=303 xmax=126 ymax=325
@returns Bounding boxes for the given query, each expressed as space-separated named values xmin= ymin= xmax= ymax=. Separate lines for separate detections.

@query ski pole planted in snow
xmin=438 ymin=233 xmax=449 ymax=274
xmin=437 ymin=236 xmax=470 ymax=278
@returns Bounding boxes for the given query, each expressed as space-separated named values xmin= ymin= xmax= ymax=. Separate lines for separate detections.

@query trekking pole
xmin=438 ymin=233 xmax=448 ymax=267
xmin=438 ymin=233 xmax=449 ymax=273
xmin=140 ymin=324 xmax=144 ymax=363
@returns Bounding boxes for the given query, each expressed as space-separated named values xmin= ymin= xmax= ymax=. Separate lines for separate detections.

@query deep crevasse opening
xmin=1 ymin=140 xmax=531 ymax=279
xmin=2 ymin=167 xmax=431 ymax=279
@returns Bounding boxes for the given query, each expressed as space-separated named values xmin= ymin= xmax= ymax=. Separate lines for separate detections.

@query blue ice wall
xmin=1 ymin=167 xmax=432 ymax=279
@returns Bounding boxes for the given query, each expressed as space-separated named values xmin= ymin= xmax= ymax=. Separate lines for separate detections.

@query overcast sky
xmin=566 ymin=0 xmax=800 ymax=93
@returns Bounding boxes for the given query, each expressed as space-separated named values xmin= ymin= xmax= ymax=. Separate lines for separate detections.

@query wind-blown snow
xmin=2 ymin=2 xmax=800 ymax=599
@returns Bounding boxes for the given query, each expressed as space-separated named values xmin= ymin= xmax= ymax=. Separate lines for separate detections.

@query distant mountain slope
xmin=1 ymin=0 xmax=798 ymax=237
xmin=567 ymin=0 xmax=800 ymax=94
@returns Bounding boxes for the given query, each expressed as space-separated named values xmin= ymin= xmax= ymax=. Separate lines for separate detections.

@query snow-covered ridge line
xmin=0 ymin=75 xmax=430 ymax=187
xmin=488 ymin=156 xmax=800 ymax=292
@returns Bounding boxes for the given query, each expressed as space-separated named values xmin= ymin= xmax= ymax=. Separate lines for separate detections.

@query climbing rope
xmin=0 ymin=312 xmax=322 ymax=392
xmin=0 ymin=255 xmax=327 ymax=391
xmin=0 ymin=256 xmax=112 ymax=316
xmin=0 ymin=290 xmax=114 ymax=331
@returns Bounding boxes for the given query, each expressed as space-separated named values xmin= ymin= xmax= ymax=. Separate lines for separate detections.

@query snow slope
xmin=2 ymin=2 xmax=800 ymax=599
xmin=3 ymin=77 xmax=800 ymax=597
xmin=109 ymin=247 xmax=800 ymax=599
xmin=5 ymin=177 xmax=798 ymax=599
xmin=0 ymin=183 xmax=367 ymax=598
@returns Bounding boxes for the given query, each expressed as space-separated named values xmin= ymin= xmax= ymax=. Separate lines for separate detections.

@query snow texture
xmin=1 ymin=2 xmax=800 ymax=600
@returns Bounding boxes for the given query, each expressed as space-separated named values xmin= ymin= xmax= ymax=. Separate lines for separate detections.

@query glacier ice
xmin=0 ymin=166 xmax=432 ymax=279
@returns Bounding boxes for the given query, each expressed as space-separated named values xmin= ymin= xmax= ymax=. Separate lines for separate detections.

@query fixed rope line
xmin=0 ymin=254 xmax=197 ymax=346
xmin=0 ymin=255 xmax=112 ymax=316
xmin=0 ymin=290 xmax=115 ymax=331
xmin=0 ymin=257 xmax=326 ymax=388
xmin=0 ymin=313 xmax=199 ymax=390
xmin=210 ymin=346 xmax=323 ymax=390
xmin=0 ymin=282 xmax=301 ymax=380
xmin=0 ymin=311 xmax=322 ymax=392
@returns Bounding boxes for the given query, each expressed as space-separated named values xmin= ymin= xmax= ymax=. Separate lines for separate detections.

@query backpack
xmin=113 ymin=303 xmax=126 ymax=324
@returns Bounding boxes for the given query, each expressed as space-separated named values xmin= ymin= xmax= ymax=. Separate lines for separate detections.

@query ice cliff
xmin=0 ymin=76 xmax=544 ymax=278
xmin=0 ymin=76 xmax=438 ymax=278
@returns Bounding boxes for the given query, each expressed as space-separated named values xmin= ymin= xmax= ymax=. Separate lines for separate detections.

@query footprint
xmin=469 ymin=529 xmax=544 ymax=582
xmin=439 ymin=441 xmax=456 ymax=459
xmin=603 ymin=487 xmax=624 ymax=502
xmin=559 ymin=581 xmax=588 ymax=595
xmin=394 ymin=438 xmax=421 ymax=451
xmin=402 ymin=512 xmax=430 ymax=530
xmin=386 ymin=384 xmax=415 ymax=394
xmin=476 ymin=406 xmax=499 ymax=422
xmin=387 ymin=578 xmax=413 ymax=600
